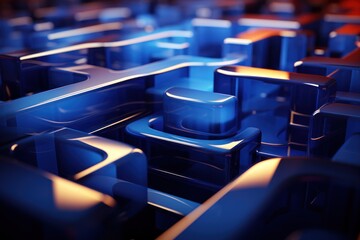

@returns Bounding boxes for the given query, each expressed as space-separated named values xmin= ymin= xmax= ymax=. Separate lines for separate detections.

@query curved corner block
xmin=163 ymin=87 xmax=238 ymax=139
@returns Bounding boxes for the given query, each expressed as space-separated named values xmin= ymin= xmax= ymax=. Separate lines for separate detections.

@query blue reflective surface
xmin=0 ymin=0 xmax=359 ymax=239
xmin=223 ymin=28 xmax=314 ymax=71
xmin=126 ymin=114 xmax=260 ymax=201
xmin=309 ymin=102 xmax=360 ymax=160
xmin=0 ymin=158 xmax=117 ymax=239
xmin=214 ymin=65 xmax=336 ymax=157
xmin=0 ymin=128 xmax=148 ymax=219
xmin=163 ymin=87 xmax=238 ymax=139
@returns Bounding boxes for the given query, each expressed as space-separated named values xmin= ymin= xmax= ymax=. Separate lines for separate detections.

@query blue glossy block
xmin=328 ymin=24 xmax=360 ymax=57
xmin=190 ymin=18 xmax=232 ymax=57
xmin=0 ymin=27 xmax=192 ymax=99
xmin=126 ymin=112 xmax=260 ymax=202
xmin=26 ymin=22 xmax=124 ymax=50
xmin=4 ymin=128 xmax=146 ymax=189
xmin=159 ymin=158 xmax=360 ymax=240
xmin=89 ymin=29 xmax=192 ymax=70
xmin=0 ymin=56 xmax=240 ymax=142
xmin=25 ymin=13 xmax=159 ymax=51
xmin=295 ymin=48 xmax=360 ymax=95
xmin=214 ymin=66 xmax=336 ymax=157
xmin=0 ymin=49 xmax=89 ymax=100
xmin=223 ymin=28 xmax=313 ymax=71
xmin=163 ymin=87 xmax=238 ymax=139
xmin=320 ymin=8 xmax=360 ymax=47
xmin=0 ymin=158 xmax=116 ymax=239
xmin=34 ymin=3 xmax=143 ymax=28
xmin=0 ymin=16 xmax=34 ymax=53
xmin=1 ymin=128 xmax=147 ymax=217
xmin=309 ymin=103 xmax=360 ymax=161
xmin=234 ymin=14 xmax=321 ymax=35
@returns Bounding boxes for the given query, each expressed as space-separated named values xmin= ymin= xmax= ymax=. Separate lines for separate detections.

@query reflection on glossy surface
xmin=0 ymin=56 xmax=241 ymax=144
xmin=163 ymin=87 xmax=238 ymax=139
xmin=329 ymin=24 xmax=360 ymax=57
xmin=70 ymin=135 xmax=137 ymax=180
xmin=223 ymin=28 xmax=312 ymax=71
xmin=0 ymin=158 xmax=116 ymax=238
xmin=309 ymin=102 xmax=360 ymax=159
xmin=295 ymin=48 xmax=360 ymax=94
xmin=51 ymin=172 xmax=116 ymax=210
xmin=0 ymin=0 xmax=359 ymax=239
xmin=217 ymin=66 xmax=290 ymax=80
xmin=159 ymin=158 xmax=360 ymax=240
xmin=215 ymin=65 xmax=336 ymax=158
xmin=126 ymin=112 xmax=260 ymax=201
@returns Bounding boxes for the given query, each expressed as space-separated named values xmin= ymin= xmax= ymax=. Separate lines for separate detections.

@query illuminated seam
xmin=289 ymin=123 xmax=309 ymax=128
xmin=192 ymin=18 xmax=231 ymax=28
xmin=20 ymin=30 xmax=193 ymax=60
xmin=147 ymin=202 xmax=184 ymax=216
xmin=90 ymin=112 xmax=144 ymax=134
xmin=260 ymin=142 xmax=287 ymax=146
xmin=224 ymin=38 xmax=252 ymax=45
xmin=205 ymin=57 xmax=243 ymax=66
xmin=48 ymin=22 xmax=123 ymax=40
xmin=142 ymin=133 xmax=200 ymax=148
xmin=165 ymin=91 xmax=204 ymax=103
xmin=18 ymin=61 xmax=203 ymax=111
xmin=156 ymin=42 xmax=190 ymax=49
xmin=310 ymin=135 xmax=325 ymax=141
xmin=238 ymin=18 xmax=300 ymax=29
xmin=209 ymin=139 xmax=244 ymax=150
xmin=149 ymin=190 xmax=193 ymax=208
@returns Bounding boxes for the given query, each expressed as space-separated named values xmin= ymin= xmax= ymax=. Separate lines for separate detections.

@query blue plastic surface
xmin=126 ymin=114 xmax=260 ymax=201
xmin=214 ymin=65 xmax=336 ymax=157
xmin=159 ymin=158 xmax=360 ymax=240
xmin=0 ymin=128 xmax=147 ymax=217
xmin=309 ymin=102 xmax=360 ymax=159
xmin=328 ymin=24 xmax=360 ymax=57
xmin=0 ymin=56 xmax=241 ymax=142
xmin=295 ymin=47 xmax=360 ymax=95
xmin=0 ymin=1 xmax=359 ymax=239
xmin=0 ymin=158 xmax=117 ymax=239
xmin=223 ymin=28 xmax=314 ymax=71
xmin=163 ymin=87 xmax=238 ymax=139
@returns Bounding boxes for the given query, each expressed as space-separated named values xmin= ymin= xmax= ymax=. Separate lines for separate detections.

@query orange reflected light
xmin=233 ymin=158 xmax=281 ymax=188
xmin=236 ymin=28 xmax=296 ymax=43
xmin=218 ymin=66 xmax=290 ymax=80
xmin=157 ymin=158 xmax=281 ymax=239
xmin=71 ymin=136 xmax=141 ymax=180
xmin=50 ymin=174 xmax=116 ymax=210
xmin=10 ymin=144 xmax=18 ymax=151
